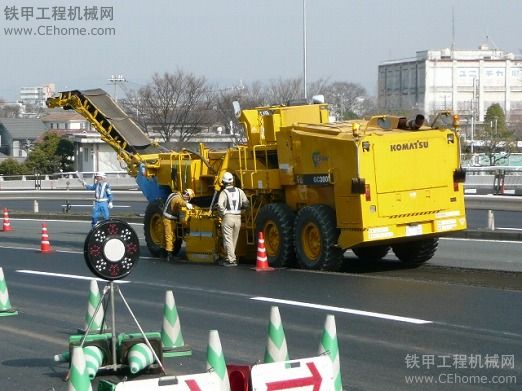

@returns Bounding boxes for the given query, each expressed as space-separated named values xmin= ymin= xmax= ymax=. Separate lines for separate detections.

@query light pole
xmin=302 ymin=0 xmax=307 ymax=99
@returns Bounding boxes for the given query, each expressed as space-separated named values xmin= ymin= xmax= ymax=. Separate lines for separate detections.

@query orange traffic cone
xmin=2 ymin=208 xmax=13 ymax=232
xmin=40 ymin=223 xmax=52 ymax=253
xmin=253 ymin=232 xmax=274 ymax=272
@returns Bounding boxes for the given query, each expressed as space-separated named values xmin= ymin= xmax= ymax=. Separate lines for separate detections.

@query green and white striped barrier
xmin=84 ymin=345 xmax=104 ymax=380
xmin=67 ymin=346 xmax=92 ymax=391
xmin=127 ymin=343 xmax=155 ymax=374
xmin=264 ymin=306 xmax=289 ymax=363
xmin=319 ymin=314 xmax=342 ymax=391
xmin=0 ymin=267 xmax=17 ymax=316
xmin=80 ymin=279 xmax=106 ymax=333
xmin=161 ymin=290 xmax=191 ymax=357
xmin=206 ymin=330 xmax=230 ymax=391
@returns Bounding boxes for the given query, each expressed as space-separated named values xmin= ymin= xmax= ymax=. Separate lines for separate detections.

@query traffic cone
xmin=67 ymin=346 xmax=92 ymax=391
xmin=83 ymin=345 xmax=104 ymax=380
xmin=127 ymin=342 xmax=155 ymax=374
xmin=2 ymin=208 xmax=13 ymax=232
xmin=40 ymin=223 xmax=52 ymax=253
xmin=253 ymin=232 xmax=274 ymax=272
xmin=161 ymin=290 xmax=191 ymax=357
xmin=0 ymin=267 xmax=18 ymax=316
xmin=79 ymin=279 xmax=106 ymax=334
xmin=54 ymin=350 xmax=70 ymax=363
xmin=206 ymin=330 xmax=230 ymax=391
xmin=264 ymin=306 xmax=289 ymax=363
xmin=319 ymin=314 xmax=342 ymax=391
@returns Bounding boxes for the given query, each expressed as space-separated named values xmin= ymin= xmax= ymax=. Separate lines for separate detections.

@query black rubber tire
xmin=392 ymin=238 xmax=439 ymax=265
xmin=255 ymin=203 xmax=295 ymax=267
xmin=352 ymin=245 xmax=390 ymax=261
xmin=294 ymin=205 xmax=343 ymax=271
xmin=144 ymin=200 xmax=166 ymax=258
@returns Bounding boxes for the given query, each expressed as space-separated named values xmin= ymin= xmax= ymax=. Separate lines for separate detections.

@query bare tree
xmin=264 ymin=77 xmax=304 ymax=105
xmin=322 ymin=82 xmax=367 ymax=120
xmin=0 ymin=99 xmax=21 ymax=118
xmin=136 ymin=71 xmax=210 ymax=144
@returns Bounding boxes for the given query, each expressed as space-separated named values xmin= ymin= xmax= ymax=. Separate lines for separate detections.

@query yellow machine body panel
xmin=47 ymin=88 xmax=466 ymax=269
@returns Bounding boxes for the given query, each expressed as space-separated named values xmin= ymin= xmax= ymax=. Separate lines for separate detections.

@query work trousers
xmin=221 ymin=214 xmax=242 ymax=263
xmin=163 ymin=218 xmax=177 ymax=252
xmin=92 ymin=201 xmax=109 ymax=226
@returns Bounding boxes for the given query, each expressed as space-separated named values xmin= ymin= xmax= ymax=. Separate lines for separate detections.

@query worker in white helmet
xmin=82 ymin=172 xmax=113 ymax=226
xmin=162 ymin=188 xmax=194 ymax=262
xmin=216 ymin=172 xmax=249 ymax=267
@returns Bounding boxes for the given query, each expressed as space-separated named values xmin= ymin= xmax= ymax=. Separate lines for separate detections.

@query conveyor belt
xmin=47 ymin=89 xmax=162 ymax=155
xmin=81 ymin=89 xmax=153 ymax=149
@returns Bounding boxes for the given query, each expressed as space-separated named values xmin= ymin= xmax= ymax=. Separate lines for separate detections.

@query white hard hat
xmin=222 ymin=172 xmax=234 ymax=185
xmin=95 ymin=172 xmax=106 ymax=178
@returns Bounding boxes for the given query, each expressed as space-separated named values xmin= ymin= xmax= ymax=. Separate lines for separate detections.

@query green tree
xmin=24 ymin=131 xmax=74 ymax=174
xmin=477 ymin=103 xmax=516 ymax=165
xmin=0 ymin=158 xmax=27 ymax=175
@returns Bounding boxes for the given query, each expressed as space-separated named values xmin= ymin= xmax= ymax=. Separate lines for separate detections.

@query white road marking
xmin=251 ymin=296 xmax=432 ymax=325
xmin=16 ymin=269 xmax=130 ymax=283
xmin=441 ymin=237 xmax=522 ymax=244
xmin=61 ymin=204 xmax=131 ymax=208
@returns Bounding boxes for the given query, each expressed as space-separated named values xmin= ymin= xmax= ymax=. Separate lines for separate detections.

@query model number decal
xmin=390 ymin=140 xmax=429 ymax=152
xmin=296 ymin=174 xmax=331 ymax=185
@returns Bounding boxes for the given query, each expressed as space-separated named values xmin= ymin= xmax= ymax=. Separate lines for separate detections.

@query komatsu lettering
xmin=390 ymin=140 xmax=429 ymax=152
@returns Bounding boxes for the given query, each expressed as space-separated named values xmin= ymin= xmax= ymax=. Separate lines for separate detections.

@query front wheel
xmin=144 ymin=200 xmax=166 ymax=258
xmin=392 ymin=238 xmax=439 ymax=265
xmin=294 ymin=205 xmax=343 ymax=271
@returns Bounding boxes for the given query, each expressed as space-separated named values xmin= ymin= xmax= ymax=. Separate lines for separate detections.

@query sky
xmin=1 ymin=0 xmax=522 ymax=102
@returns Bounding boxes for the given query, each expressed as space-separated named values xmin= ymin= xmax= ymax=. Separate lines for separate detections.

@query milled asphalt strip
xmin=0 ymin=323 xmax=66 ymax=346
xmin=251 ymin=296 xmax=432 ymax=325
xmin=16 ymin=270 xmax=130 ymax=283
xmin=14 ymin=269 xmax=431 ymax=325
xmin=0 ymin=245 xmax=155 ymax=259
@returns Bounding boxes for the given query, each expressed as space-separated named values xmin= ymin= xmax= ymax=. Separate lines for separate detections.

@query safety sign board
xmin=113 ymin=371 xmax=220 ymax=390
xmin=251 ymin=355 xmax=334 ymax=390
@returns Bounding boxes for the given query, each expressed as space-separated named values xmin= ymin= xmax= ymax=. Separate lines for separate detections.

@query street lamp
xmin=302 ymin=0 xmax=307 ymax=99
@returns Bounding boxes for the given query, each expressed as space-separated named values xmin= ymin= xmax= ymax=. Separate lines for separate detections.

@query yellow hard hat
xmin=183 ymin=188 xmax=195 ymax=200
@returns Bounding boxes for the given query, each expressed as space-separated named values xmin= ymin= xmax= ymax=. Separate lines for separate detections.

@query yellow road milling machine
xmin=47 ymin=89 xmax=466 ymax=271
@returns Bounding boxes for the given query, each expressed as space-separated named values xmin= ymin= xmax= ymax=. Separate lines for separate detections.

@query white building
xmin=19 ymin=83 xmax=56 ymax=108
xmin=378 ymin=45 xmax=522 ymax=122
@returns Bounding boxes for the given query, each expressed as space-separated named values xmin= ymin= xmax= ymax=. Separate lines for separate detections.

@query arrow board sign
xmin=114 ymin=372 xmax=220 ymax=390
xmin=251 ymin=355 xmax=334 ymax=390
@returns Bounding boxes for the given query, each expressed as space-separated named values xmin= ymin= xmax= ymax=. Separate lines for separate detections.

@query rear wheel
xmin=352 ymin=245 xmax=390 ymax=261
xmin=144 ymin=200 xmax=166 ymax=258
xmin=294 ymin=205 xmax=343 ymax=271
xmin=255 ymin=203 xmax=295 ymax=267
xmin=392 ymin=238 xmax=439 ymax=265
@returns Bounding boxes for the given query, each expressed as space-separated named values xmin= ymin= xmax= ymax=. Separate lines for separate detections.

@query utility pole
xmin=302 ymin=0 xmax=307 ymax=99
xmin=108 ymin=74 xmax=126 ymax=101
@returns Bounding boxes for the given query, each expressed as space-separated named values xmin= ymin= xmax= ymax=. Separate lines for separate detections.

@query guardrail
xmin=0 ymin=190 xmax=146 ymax=202
xmin=0 ymin=191 xmax=520 ymax=212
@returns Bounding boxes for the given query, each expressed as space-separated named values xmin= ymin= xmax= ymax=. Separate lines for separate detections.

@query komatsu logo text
xmin=390 ymin=140 xmax=429 ymax=152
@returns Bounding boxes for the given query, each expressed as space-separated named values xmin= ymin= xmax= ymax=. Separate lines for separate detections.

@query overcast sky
xmin=1 ymin=0 xmax=521 ymax=102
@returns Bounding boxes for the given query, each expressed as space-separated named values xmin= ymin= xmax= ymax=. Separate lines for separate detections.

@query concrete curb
xmin=9 ymin=211 xmax=144 ymax=224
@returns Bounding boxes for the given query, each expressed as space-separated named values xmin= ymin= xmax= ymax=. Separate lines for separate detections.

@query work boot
xmin=167 ymin=252 xmax=176 ymax=262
